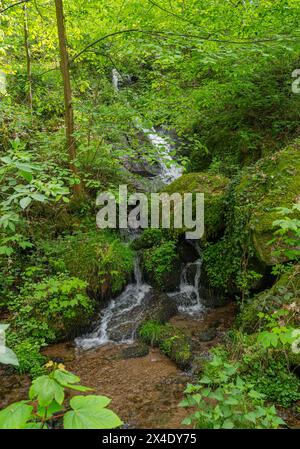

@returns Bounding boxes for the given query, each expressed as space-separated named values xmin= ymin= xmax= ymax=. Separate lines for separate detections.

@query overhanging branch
xmin=73 ymin=28 xmax=297 ymax=61
xmin=0 ymin=0 xmax=29 ymax=14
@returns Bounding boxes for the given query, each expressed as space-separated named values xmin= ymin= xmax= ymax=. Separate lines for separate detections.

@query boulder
xmin=142 ymin=291 xmax=178 ymax=324
xmin=235 ymin=142 xmax=300 ymax=266
xmin=163 ymin=172 xmax=230 ymax=240
xmin=238 ymin=264 xmax=300 ymax=332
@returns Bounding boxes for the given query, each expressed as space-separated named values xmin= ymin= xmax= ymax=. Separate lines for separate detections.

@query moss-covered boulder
xmin=162 ymin=172 xmax=230 ymax=240
xmin=41 ymin=230 xmax=134 ymax=300
xmin=203 ymin=142 xmax=300 ymax=297
xmin=238 ymin=264 xmax=300 ymax=332
xmin=139 ymin=321 xmax=192 ymax=369
xmin=235 ymin=142 xmax=300 ymax=265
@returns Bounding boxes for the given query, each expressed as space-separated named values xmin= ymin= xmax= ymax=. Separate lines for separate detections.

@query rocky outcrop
xmin=163 ymin=172 xmax=230 ymax=240
xmin=235 ymin=142 xmax=300 ymax=266
xmin=238 ymin=264 xmax=300 ymax=332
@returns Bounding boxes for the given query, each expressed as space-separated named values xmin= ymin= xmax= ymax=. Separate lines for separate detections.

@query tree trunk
xmin=23 ymin=4 xmax=33 ymax=111
xmin=54 ymin=0 xmax=82 ymax=196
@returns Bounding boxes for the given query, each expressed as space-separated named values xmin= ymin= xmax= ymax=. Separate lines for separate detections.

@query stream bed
xmin=0 ymin=304 xmax=236 ymax=429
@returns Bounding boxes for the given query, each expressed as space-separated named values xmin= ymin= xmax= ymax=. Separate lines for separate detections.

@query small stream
xmin=0 ymin=69 xmax=234 ymax=429
xmin=76 ymin=69 xmax=201 ymax=350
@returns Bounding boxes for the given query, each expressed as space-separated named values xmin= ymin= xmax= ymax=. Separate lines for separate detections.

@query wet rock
xmin=199 ymin=266 xmax=230 ymax=308
xmin=198 ymin=327 xmax=218 ymax=342
xmin=120 ymin=344 xmax=149 ymax=360
xmin=178 ymin=241 xmax=199 ymax=264
xmin=143 ymin=291 xmax=178 ymax=324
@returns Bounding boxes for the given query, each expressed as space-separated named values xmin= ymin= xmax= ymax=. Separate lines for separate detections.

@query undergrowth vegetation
xmin=0 ymin=0 xmax=300 ymax=431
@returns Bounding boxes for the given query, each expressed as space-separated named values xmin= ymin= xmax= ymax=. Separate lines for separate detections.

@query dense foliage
xmin=0 ymin=0 xmax=299 ymax=430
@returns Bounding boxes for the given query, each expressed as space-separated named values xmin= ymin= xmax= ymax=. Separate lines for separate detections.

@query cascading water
xmin=169 ymin=260 xmax=203 ymax=315
xmin=142 ymin=128 xmax=183 ymax=185
xmin=76 ymin=70 xmax=203 ymax=350
xmin=76 ymin=254 xmax=151 ymax=349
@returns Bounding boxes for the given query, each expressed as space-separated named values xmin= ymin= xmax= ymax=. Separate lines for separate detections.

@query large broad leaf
xmin=0 ymin=402 xmax=33 ymax=429
xmin=29 ymin=375 xmax=64 ymax=407
xmin=37 ymin=401 xmax=64 ymax=420
xmin=63 ymin=395 xmax=123 ymax=429
xmin=0 ymin=347 xmax=19 ymax=367
xmin=53 ymin=369 xmax=92 ymax=392
xmin=53 ymin=369 xmax=80 ymax=385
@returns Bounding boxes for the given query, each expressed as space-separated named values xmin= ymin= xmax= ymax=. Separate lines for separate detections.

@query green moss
xmin=139 ymin=321 xmax=192 ymax=369
xmin=236 ymin=141 xmax=300 ymax=265
xmin=238 ymin=264 xmax=300 ymax=332
xmin=163 ymin=172 xmax=229 ymax=240
xmin=41 ymin=230 xmax=134 ymax=299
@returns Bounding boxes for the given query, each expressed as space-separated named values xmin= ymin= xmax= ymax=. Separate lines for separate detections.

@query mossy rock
xmin=120 ymin=344 xmax=150 ymax=360
xmin=238 ymin=264 xmax=300 ymax=332
xmin=235 ymin=142 xmax=300 ymax=265
xmin=163 ymin=172 xmax=229 ymax=240
xmin=139 ymin=321 xmax=192 ymax=369
xmin=41 ymin=230 xmax=134 ymax=300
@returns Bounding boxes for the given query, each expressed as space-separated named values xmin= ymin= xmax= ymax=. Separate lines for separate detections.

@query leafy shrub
xmin=13 ymin=338 xmax=46 ymax=378
xmin=8 ymin=274 xmax=95 ymax=343
xmin=0 ymin=363 xmax=122 ymax=429
xmin=224 ymin=316 xmax=300 ymax=408
xmin=180 ymin=355 xmax=285 ymax=429
xmin=144 ymin=240 xmax=178 ymax=287
xmin=244 ymin=359 xmax=300 ymax=408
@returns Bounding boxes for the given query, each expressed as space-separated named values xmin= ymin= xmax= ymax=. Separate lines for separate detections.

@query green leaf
xmin=245 ymin=412 xmax=257 ymax=423
xmin=222 ymin=419 xmax=234 ymax=429
xmin=19 ymin=170 xmax=33 ymax=182
xmin=0 ymin=402 xmax=33 ymax=429
xmin=53 ymin=369 xmax=80 ymax=385
xmin=19 ymin=196 xmax=32 ymax=210
xmin=29 ymin=375 xmax=64 ymax=407
xmin=31 ymin=193 xmax=47 ymax=202
xmin=63 ymin=395 xmax=123 ymax=429
xmin=0 ymin=347 xmax=19 ymax=367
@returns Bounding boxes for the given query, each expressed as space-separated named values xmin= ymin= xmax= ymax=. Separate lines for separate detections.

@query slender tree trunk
xmin=54 ymin=0 xmax=82 ymax=196
xmin=23 ymin=3 xmax=32 ymax=111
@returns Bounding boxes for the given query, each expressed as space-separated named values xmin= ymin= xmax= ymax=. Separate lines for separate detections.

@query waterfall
xmin=75 ymin=71 xmax=202 ymax=350
xmin=75 ymin=253 xmax=151 ymax=349
xmin=0 ymin=71 xmax=6 ymax=95
xmin=169 ymin=260 xmax=203 ymax=315
xmin=112 ymin=69 xmax=120 ymax=92
xmin=111 ymin=68 xmax=182 ymax=186
xmin=142 ymin=128 xmax=183 ymax=185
